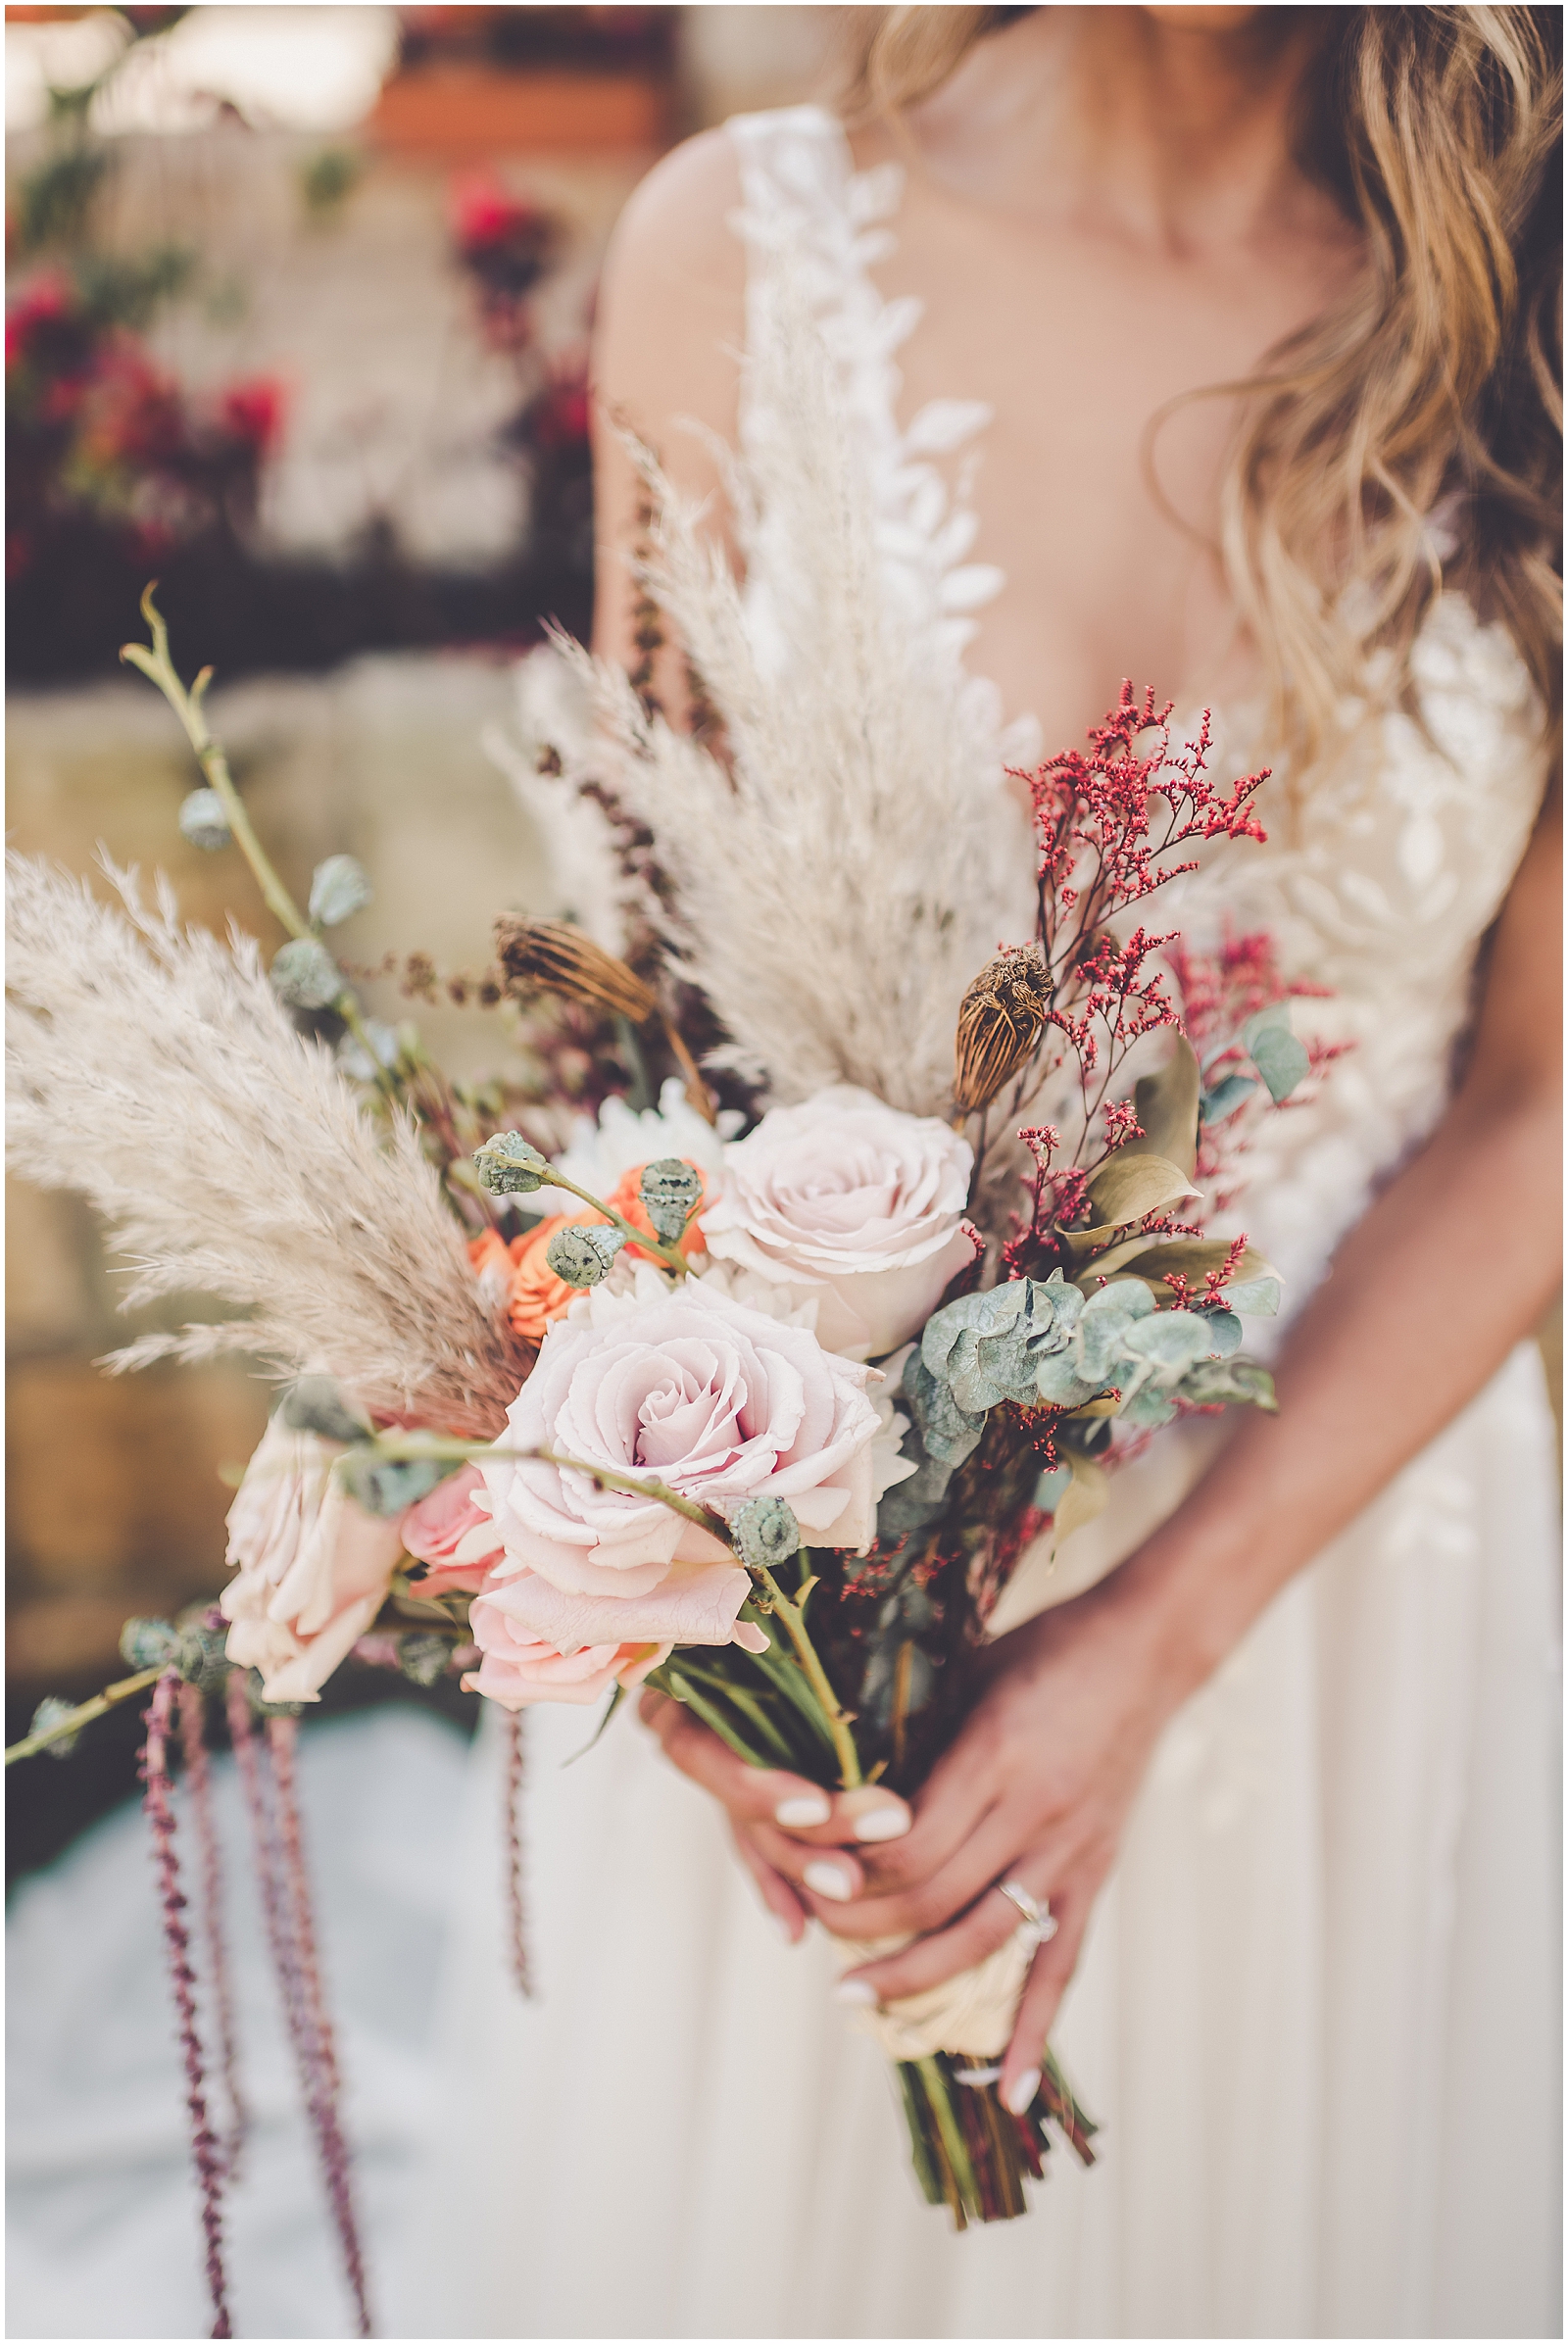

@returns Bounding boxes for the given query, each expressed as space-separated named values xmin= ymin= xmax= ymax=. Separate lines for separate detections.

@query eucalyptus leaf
xmin=1202 ymin=1308 xmax=1245 ymax=1356
xmin=1174 ymin=1355 xmax=1278 ymax=1411
xmin=903 ymin=1353 xmax=986 ymax=1471
xmin=1033 ymin=1462 xmax=1073 ymax=1513
xmin=1248 ymin=1025 xmax=1310 ymax=1102
xmin=1200 ymin=1072 xmax=1257 ymax=1124
xmin=1081 ymin=1238 xmax=1279 ymax=1308
xmin=279 ymin=1375 xmax=370 ymax=1445
xmin=336 ymin=1451 xmax=456 ymax=1517
xmin=1222 ymin=1274 xmax=1282 ymax=1317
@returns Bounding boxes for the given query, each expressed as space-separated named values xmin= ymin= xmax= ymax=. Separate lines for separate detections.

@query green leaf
xmin=1064 ymin=1150 xmax=1199 ymax=1257
xmin=1243 ymin=1008 xmax=1310 ymax=1102
xmin=564 ymin=1682 xmax=625 ymax=1763
xmin=1119 ymin=1034 xmax=1201 ymax=1177
xmin=1200 ymin=1072 xmax=1257 ymax=1124
xmin=1174 ymin=1355 xmax=1278 ymax=1411
xmin=664 ymin=1671 xmax=767 ymax=1765
xmin=1079 ymin=1239 xmax=1280 ymax=1308
xmin=1084 ymin=1149 xmax=1198 ymax=1228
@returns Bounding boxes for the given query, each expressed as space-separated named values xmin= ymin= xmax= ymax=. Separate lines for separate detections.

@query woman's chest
xmin=858 ymin=186 xmax=1344 ymax=745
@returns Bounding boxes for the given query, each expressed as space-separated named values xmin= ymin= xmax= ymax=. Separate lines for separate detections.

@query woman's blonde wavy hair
xmin=837 ymin=7 xmax=1563 ymax=771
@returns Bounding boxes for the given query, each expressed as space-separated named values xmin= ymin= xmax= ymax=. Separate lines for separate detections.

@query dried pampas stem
xmin=5 ymin=853 xmax=530 ymax=1435
xmin=531 ymin=260 xmax=1035 ymax=1117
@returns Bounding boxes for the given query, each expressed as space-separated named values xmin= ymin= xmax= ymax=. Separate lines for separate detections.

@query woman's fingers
xmin=999 ymin=1884 xmax=1091 ymax=2113
xmin=742 ymin=1820 xmax=867 ymax=1902
xmin=832 ymin=1848 xmax=1046 ymax=2001
xmin=847 ymin=1728 xmax=1010 ymax=1901
xmin=638 ymin=1691 xmax=836 ymax=1830
xmin=729 ymin=1823 xmax=808 ymax=1944
xmin=821 ymin=1798 xmax=1014 ymax=1943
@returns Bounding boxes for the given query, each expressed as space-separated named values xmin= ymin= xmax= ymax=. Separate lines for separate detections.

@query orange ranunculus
xmin=503 ymin=1210 xmax=596 ymax=1343
xmin=466 ymin=1162 xmax=710 ymax=1346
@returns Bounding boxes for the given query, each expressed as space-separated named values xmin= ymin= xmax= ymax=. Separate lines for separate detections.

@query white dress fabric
xmin=394 ymin=109 xmax=1561 ymax=2341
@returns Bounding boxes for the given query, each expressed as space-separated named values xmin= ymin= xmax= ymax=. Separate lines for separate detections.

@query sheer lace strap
xmin=726 ymin=105 xmax=1017 ymax=690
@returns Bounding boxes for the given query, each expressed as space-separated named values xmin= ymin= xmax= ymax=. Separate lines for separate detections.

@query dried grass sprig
xmin=537 ymin=263 xmax=1035 ymax=1116
xmin=5 ymin=853 xmax=530 ymax=1435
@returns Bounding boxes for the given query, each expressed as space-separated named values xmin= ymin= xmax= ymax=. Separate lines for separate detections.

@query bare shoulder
xmin=590 ymin=127 xmax=749 ymax=659
xmin=594 ymin=127 xmax=747 ymax=464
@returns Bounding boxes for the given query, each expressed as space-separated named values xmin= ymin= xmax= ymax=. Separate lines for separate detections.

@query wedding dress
xmin=392 ymin=109 xmax=1560 ymax=2340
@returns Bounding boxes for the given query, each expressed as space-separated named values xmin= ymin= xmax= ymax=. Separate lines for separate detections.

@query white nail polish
xmin=775 ymin=1793 xmax=832 ymax=1829
xmin=852 ymin=1803 xmax=911 ymax=1842
xmin=772 ymin=1912 xmax=797 ymax=1943
xmin=834 ymin=1977 xmax=878 ymax=2006
xmin=804 ymin=1859 xmax=854 ymax=1902
xmin=1004 ymin=2066 xmax=1042 ymax=2117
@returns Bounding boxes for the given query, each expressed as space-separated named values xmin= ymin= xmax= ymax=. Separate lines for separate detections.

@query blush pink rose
xmin=479 ymin=1269 xmax=882 ymax=1644
xmin=461 ymin=1580 xmax=669 ymax=1710
xmin=398 ymin=1462 xmax=504 ymax=1595
xmin=220 ymin=1413 xmax=403 ymax=1703
xmin=700 ymin=1086 xmax=975 ymax=1358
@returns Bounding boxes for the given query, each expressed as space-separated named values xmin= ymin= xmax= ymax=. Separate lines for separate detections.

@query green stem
xmin=754 ymin=1562 xmax=862 ymax=1788
xmin=538 ymin=1166 xmax=692 ymax=1280
xmin=4 ymin=1663 xmax=165 ymax=1767
xmin=121 ymin=586 xmax=397 ymax=1103
xmin=368 ymin=1431 xmax=730 ymax=1538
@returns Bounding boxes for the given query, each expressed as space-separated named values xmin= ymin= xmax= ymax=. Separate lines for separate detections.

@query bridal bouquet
xmin=7 ymin=294 xmax=1329 ymax=2325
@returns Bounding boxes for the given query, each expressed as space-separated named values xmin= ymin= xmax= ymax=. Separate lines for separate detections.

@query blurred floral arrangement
xmin=6 ymin=265 xmax=281 ymax=587
xmin=448 ymin=171 xmax=593 ymax=594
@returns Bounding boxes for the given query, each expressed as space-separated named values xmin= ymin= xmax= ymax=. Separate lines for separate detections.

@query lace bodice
xmin=728 ymin=106 xmax=1550 ymax=1320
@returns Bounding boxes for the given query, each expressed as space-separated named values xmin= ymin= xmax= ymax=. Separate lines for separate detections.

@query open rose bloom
xmin=701 ymin=1085 xmax=975 ymax=1358
xmin=474 ymin=1267 xmax=885 ymax=1665
xmin=220 ymin=1414 xmax=404 ymax=1704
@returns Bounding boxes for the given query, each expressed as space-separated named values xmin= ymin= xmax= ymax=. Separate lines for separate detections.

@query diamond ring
xmin=997 ymin=1879 xmax=1059 ymax=1942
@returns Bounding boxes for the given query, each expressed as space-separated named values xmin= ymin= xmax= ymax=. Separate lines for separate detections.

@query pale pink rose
xmin=220 ymin=1413 xmax=402 ymax=1703
xmin=462 ymin=1580 xmax=669 ymax=1710
xmin=473 ymin=1558 xmax=769 ymax=1653
xmin=479 ymin=1271 xmax=882 ymax=1637
xmin=701 ymin=1086 xmax=975 ymax=1358
xmin=398 ymin=1462 xmax=503 ymax=1595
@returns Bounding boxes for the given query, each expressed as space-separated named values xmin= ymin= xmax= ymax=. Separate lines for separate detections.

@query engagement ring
xmin=998 ymin=1879 xmax=1058 ymax=1942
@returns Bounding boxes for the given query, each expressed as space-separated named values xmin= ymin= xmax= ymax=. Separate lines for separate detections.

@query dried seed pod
xmin=730 ymin=1494 xmax=801 ymax=1570
xmin=473 ymin=1129 xmax=551 ymax=1195
xmin=953 ymin=948 xmax=1054 ymax=1115
xmin=639 ymin=1156 xmax=703 ymax=1242
xmin=544 ymin=1223 xmax=626 ymax=1288
xmin=30 ymin=1695 xmax=81 ymax=1758
xmin=177 ymin=788 xmax=231 ymax=853
xmin=493 ymin=916 xmax=657 ymax=1024
xmin=270 ymin=937 xmax=343 ymax=1011
xmin=122 ymin=1616 xmax=182 ymax=1672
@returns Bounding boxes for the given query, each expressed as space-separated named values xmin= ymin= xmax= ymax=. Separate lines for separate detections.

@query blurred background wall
xmin=5 ymin=3 xmax=1559 ymax=1858
xmin=5 ymin=3 xmax=836 ymax=1861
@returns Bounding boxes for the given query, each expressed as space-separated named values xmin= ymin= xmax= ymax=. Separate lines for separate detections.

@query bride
xmin=398 ymin=10 xmax=1560 ymax=2336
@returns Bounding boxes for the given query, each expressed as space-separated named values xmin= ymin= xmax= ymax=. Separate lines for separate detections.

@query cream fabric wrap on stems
xmin=828 ymin=1925 xmax=1040 ymax=2061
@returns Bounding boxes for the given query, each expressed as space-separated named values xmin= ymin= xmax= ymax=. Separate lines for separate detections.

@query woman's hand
xmin=642 ymin=1565 xmax=1198 ymax=2112
xmin=637 ymin=1689 xmax=913 ymax=1941
xmin=817 ymin=1576 xmax=1194 ymax=2109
